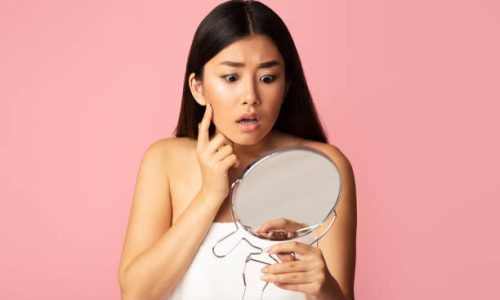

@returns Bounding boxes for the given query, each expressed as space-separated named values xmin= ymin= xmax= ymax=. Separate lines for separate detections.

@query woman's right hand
xmin=196 ymin=103 xmax=240 ymax=203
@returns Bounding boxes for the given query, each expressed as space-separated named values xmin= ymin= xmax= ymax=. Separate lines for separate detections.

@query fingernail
xmin=264 ymin=247 xmax=272 ymax=253
xmin=261 ymin=274 xmax=270 ymax=281
xmin=261 ymin=266 xmax=268 ymax=273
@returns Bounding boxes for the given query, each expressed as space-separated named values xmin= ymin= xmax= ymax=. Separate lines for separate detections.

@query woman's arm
xmin=118 ymin=104 xmax=238 ymax=300
xmin=313 ymin=145 xmax=357 ymax=300
xmin=117 ymin=139 xmax=223 ymax=300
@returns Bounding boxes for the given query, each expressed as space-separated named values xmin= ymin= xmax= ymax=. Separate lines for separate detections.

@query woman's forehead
xmin=208 ymin=34 xmax=284 ymax=66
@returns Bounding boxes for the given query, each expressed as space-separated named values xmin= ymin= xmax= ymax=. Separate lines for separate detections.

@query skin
xmin=188 ymin=34 xmax=289 ymax=161
xmin=118 ymin=34 xmax=356 ymax=300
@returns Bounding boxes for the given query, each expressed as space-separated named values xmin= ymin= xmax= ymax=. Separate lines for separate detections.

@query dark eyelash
xmin=221 ymin=74 xmax=276 ymax=83
xmin=222 ymin=74 xmax=238 ymax=82
xmin=260 ymin=75 xmax=276 ymax=83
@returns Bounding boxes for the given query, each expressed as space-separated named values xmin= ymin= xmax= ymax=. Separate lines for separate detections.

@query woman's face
xmin=192 ymin=34 xmax=287 ymax=145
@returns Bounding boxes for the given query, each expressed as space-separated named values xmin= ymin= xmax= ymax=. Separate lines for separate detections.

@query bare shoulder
xmin=144 ymin=136 xmax=195 ymax=154
xmin=272 ymin=131 xmax=354 ymax=184
xmin=300 ymin=139 xmax=354 ymax=174
xmin=140 ymin=137 xmax=196 ymax=171
xmin=271 ymin=131 xmax=353 ymax=172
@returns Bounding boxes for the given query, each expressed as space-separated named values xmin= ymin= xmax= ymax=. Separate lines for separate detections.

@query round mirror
xmin=230 ymin=146 xmax=342 ymax=241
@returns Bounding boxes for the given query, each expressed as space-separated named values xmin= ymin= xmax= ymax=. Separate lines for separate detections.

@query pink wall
xmin=1 ymin=0 xmax=499 ymax=299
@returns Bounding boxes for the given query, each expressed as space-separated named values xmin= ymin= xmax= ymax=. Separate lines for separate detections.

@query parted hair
xmin=174 ymin=0 xmax=328 ymax=143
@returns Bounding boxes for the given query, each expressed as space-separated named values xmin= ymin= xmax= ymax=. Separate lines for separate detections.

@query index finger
xmin=265 ymin=241 xmax=312 ymax=256
xmin=197 ymin=103 xmax=212 ymax=148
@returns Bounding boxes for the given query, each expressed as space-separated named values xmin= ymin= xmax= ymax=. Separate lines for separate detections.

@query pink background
xmin=1 ymin=0 xmax=499 ymax=299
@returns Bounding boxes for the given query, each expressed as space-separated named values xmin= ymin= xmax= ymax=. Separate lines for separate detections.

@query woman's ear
xmin=188 ymin=72 xmax=206 ymax=106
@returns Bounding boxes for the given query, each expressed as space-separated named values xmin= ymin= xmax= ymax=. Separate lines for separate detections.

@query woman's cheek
xmin=207 ymin=87 xmax=236 ymax=125
xmin=206 ymin=79 xmax=232 ymax=103
xmin=207 ymin=100 xmax=231 ymax=134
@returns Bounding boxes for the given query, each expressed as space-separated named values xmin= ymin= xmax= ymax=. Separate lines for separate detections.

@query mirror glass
xmin=230 ymin=146 xmax=342 ymax=241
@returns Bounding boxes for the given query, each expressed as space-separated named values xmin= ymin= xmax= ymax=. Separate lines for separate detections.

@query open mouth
xmin=236 ymin=113 xmax=260 ymax=124
xmin=236 ymin=114 xmax=260 ymax=132
xmin=236 ymin=118 xmax=259 ymax=124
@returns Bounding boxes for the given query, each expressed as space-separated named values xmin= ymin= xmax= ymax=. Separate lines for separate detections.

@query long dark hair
xmin=174 ymin=0 xmax=328 ymax=143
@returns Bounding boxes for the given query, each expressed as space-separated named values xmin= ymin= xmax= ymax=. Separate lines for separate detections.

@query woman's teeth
xmin=238 ymin=118 xmax=257 ymax=123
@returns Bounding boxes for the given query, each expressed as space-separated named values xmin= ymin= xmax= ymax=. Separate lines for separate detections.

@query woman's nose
xmin=241 ymin=78 xmax=261 ymax=106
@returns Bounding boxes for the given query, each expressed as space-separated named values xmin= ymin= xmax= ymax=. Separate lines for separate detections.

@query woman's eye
xmin=260 ymin=75 xmax=276 ymax=83
xmin=222 ymin=74 xmax=238 ymax=82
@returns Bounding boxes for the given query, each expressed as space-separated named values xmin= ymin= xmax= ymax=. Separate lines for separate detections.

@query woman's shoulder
xmin=139 ymin=137 xmax=197 ymax=173
xmin=299 ymin=138 xmax=356 ymax=218
xmin=144 ymin=136 xmax=196 ymax=154
xmin=272 ymin=131 xmax=353 ymax=176
xmin=297 ymin=137 xmax=353 ymax=173
xmin=148 ymin=137 xmax=196 ymax=152
xmin=308 ymin=141 xmax=352 ymax=171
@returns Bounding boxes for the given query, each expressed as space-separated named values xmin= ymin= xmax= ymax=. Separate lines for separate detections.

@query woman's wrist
xmin=308 ymin=273 xmax=348 ymax=300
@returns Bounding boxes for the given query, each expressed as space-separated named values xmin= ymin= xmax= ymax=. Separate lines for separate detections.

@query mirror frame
xmin=228 ymin=145 xmax=343 ymax=241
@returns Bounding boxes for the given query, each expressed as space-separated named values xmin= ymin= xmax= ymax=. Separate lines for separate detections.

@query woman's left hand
xmin=260 ymin=241 xmax=332 ymax=298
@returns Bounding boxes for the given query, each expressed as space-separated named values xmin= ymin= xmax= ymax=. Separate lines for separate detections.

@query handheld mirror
xmin=231 ymin=146 xmax=342 ymax=241
xmin=211 ymin=146 xmax=342 ymax=300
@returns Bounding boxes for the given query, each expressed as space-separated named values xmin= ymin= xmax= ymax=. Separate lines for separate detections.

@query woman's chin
xmin=215 ymin=125 xmax=273 ymax=146
xmin=228 ymin=135 xmax=259 ymax=145
xmin=230 ymin=132 xmax=272 ymax=146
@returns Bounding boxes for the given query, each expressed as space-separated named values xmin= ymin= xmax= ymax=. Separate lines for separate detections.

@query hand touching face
xmin=196 ymin=103 xmax=240 ymax=202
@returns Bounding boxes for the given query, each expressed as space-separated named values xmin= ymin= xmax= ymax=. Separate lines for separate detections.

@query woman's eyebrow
xmin=218 ymin=60 xmax=280 ymax=68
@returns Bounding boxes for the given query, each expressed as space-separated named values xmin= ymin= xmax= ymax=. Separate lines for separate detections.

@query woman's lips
xmin=236 ymin=119 xmax=261 ymax=132
xmin=237 ymin=113 xmax=259 ymax=122
xmin=236 ymin=112 xmax=261 ymax=132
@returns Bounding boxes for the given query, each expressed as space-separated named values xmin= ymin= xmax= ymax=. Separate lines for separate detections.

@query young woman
xmin=118 ymin=1 xmax=357 ymax=299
